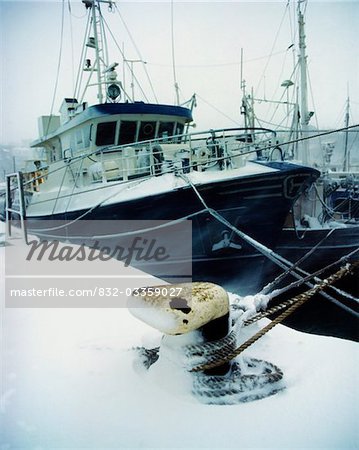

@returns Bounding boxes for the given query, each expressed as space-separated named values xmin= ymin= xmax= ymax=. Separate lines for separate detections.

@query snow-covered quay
xmin=1 ymin=236 xmax=358 ymax=449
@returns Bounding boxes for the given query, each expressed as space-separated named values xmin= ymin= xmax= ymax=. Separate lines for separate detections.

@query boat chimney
xmin=59 ymin=98 xmax=79 ymax=124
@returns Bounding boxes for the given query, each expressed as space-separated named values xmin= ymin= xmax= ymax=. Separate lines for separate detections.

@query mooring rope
xmin=262 ymin=247 xmax=359 ymax=301
xmin=260 ymin=228 xmax=335 ymax=294
xmin=191 ymin=262 xmax=357 ymax=372
xmin=179 ymin=172 xmax=358 ymax=311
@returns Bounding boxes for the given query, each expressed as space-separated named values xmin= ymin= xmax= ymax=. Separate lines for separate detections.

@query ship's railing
xmin=20 ymin=126 xmax=279 ymax=192
xmin=5 ymin=172 xmax=28 ymax=242
xmin=89 ymin=126 xmax=278 ymax=182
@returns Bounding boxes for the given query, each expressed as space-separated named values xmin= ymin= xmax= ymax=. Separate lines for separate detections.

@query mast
xmin=297 ymin=1 xmax=311 ymax=165
xmin=82 ymin=0 xmax=119 ymax=104
xmin=343 ymin=95 xmax=350 ymax=172
xmin=240 ymin=48 xmax=255 ymax=132
xmin=91 ymin=1 xmax=105 ymax=103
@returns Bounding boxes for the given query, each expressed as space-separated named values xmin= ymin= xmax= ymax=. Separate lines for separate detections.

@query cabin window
xmin=83 ymin=124 xmax=91 ymax=147
xmin=76 ymin=130 xmax=83 ymax=148
xmin=158 ymin=122 xmax=175 ymax=139
xmin=172 ymin=123 xmax=185 ymax=142
xmin=175 ymin=123 xmax=184 ymax=135
xmin=138 ymin=121 xmax=156 ymax=142
xmin=96 ymin=121 xmax=117 ymax=146
xmin=118 ymin=121 xmax=137 ymax=145
xmin=70 ymin=133 xmax=76 ymax=151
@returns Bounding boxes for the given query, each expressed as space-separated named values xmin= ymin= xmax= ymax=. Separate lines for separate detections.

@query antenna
xmin=240 ymin=48 xmax=248 ymax=128
xmin=343 ymin=89 xmax=350 ymax=172
xmin=240 ymin=48 xmax=244 ymax=91
xmin=171 ymin=0 xmax=180 ymax=105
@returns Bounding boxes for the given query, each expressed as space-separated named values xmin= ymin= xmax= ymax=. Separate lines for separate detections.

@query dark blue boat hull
xmin=23 ymin=162 xmax=319 ymax=294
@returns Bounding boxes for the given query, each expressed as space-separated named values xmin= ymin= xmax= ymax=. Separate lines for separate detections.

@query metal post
xmin=17 ymin=172 xmax=28 ymax=244
xmin=5 ymin=174 xmax=12 ymax=237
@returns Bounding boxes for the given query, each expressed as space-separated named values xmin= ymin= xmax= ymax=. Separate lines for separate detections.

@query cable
xmin=171 ymin=0 xmax=180 ymax=105
xmin=261 ymin=228 xmax=335 ymax=294
xmin=101 ymin=14 xmax=148 ymax=102
xmin=67 ymin=0 xmax=75 ymax=96
xmin=254 ymin=3 xmax=290 ymax=99
xmin=73 ymin=10 xmax=91 ymax=101
xmin=114 ymin=3 xmax=158 ymax=103
xmin=67 ymin=0 xmax=87 ymax=19
xmin=45 ymin=0 xmax=65 ymax=136
xmin=146 ymin=50 xmax=288 ymax=69
xmin=196 ymin=94 xmax=241 ymax=126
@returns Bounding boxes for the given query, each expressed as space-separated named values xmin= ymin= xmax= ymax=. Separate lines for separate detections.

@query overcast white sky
xmin=1 ymin=1 xmax=358 ymax=145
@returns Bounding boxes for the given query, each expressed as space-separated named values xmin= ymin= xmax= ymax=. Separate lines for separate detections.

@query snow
xmin=129 ymin=283 xmax=229 ymax=335
xmin=296 ymin=214 xmax=349 ymax=230
xmin=129 ymin=294 xmax=178 ymax=335
xmin=27 ymin=161 xmax=277 ymax=217
xmin=1 ymin=229 xmax=359 ymax=449
xmin=102 ymin=162 xmax=277 ymax=209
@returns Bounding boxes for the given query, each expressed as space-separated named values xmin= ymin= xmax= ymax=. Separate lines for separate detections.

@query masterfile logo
xmin=5 ymin=219 xmax=192 ymax=308
xmin=26 ymin=237 xmax=170 ymax=266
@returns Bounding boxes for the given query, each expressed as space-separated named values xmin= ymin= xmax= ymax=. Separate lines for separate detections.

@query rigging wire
xmin=195 ymin=94 xmax=241 ymax=126
xmin=67 ymin=0 xmax=76 ymax=97
xmin=342 ymin=99 xmax=358 ymax=167
xmin=101 ymin=14 xmax=147 ymax=102
xmin=346 ymin=123 xmax=359 ymax=161
xmin=254 ymin=3 xmax=290 ymax=99
xmin=260 ymin=48 xmax=290 ymax=125
xmin=114 ymin=3 xmax=158 ymax=103
xmin=98 ymin=6 xmax=110 ymax=76
xmin=73 ymin=11 xmax=91 ymax=101
xmin=146 ymin=50 xmax=288 ymax=69
xmin=307 ymin=69 xmax=322 ymax=149
xmin=67 ymin=0 xmax=87 ymax=19
xmin=332 ymin=100 xmax=347 ymax=130
xmin=46 ymin=0 xmax=66 ymax=136
xmin=288 ymin=0 xmax=297 ymax=71
xmin=259 ymin=61 xmax=298 ymax=131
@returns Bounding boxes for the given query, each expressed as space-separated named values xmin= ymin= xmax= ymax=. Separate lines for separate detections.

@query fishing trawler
xmin=5 ymin=0 xmax=319 ymax=293
xmin=236 ymin=1 xmax=358 ymax=291
xmin=272 ymin=5 xmax=359 ymax=287
xmin=226 ymin=1 xmax=358 ymax=340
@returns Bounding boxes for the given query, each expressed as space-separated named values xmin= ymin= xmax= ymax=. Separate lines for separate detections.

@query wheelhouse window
xmin=118 ymin=121 xmax=137 ymax=145
xmin=175 ymin=123 xmax=184 ymax=135
xmin=138 ymin=121 xmax=156 ymax=142
xmin=83 ymin=124 xmax=92 ymax=147
xmin=76 ymin=130 xmax=83 ymax=148
xmin=96 ymin=121 xmax=117 ymax=146
xmin=70 ymin=133 xmax=76 ymax=151
xmin=173 ymin=123 xmax=185 ymax=142
xmin=158 ymin=122 xmax=175 ymax=140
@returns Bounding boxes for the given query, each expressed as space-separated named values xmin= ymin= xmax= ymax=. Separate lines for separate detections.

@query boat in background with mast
xmin=238 ymin=1 xmax=358 ymax=293
xmin=275 ymin=2 xmax=358 ymax=290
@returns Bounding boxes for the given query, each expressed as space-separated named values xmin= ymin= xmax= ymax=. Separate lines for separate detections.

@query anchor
xmin=212 ymin=230 xmax=242 ymax=252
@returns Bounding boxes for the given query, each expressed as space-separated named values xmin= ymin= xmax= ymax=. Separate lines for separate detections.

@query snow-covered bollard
xmin=129 ymin=282 xmax=284 ymax=405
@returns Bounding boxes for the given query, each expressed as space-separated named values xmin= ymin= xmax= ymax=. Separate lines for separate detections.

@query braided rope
xmin=191 ymin=262 xmax=356 ymax=372
xmin=243 ymin=297 xmax=307 ymax=326
xmin=192 ymin=358 xmax=284 ymax=404
xmin=182 ymin=329 xmax=238 ymax=370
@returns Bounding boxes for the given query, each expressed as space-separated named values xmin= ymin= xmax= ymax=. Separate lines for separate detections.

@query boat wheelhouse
xmin=32 ymin=101 xmax=193 ymax=163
